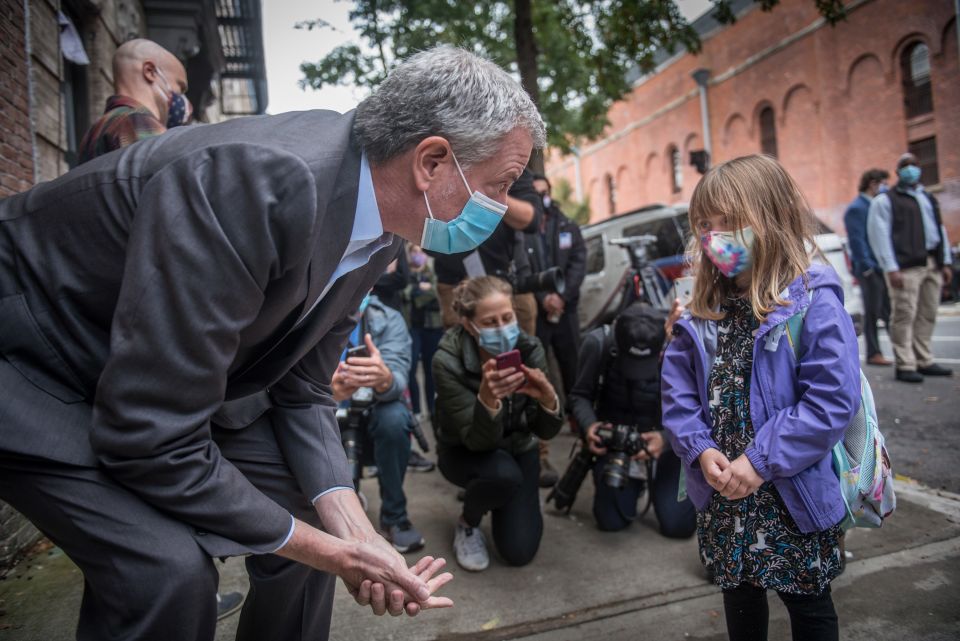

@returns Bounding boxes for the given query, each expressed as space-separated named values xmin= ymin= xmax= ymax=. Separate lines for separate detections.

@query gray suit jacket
xmin=0 ymin=110 xmax=401 ymax=554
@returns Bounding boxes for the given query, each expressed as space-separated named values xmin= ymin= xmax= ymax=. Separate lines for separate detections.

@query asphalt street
xmin=862 ymin=302 xmax=960 ymax=493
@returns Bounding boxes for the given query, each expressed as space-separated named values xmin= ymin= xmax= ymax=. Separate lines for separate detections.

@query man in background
xmin=531 ymin=174 xmax=586 ymax=398
xmin=844 ymin=168 xmax=892 ymax=366
xmin=867 ymin=153 xmax=953 ymax=383
xmin=78 ymin=38 xmax=191 ymax=164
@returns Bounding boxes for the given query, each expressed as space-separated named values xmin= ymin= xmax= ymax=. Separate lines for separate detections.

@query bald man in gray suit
xmin=0 ymin=46 xmax=544 ymax=641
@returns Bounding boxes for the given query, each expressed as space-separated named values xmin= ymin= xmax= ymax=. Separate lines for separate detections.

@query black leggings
xmin=438 ymin=446 xmax=542 ymax=567
xmin=722 ymin=583 xmax=838 ymax=641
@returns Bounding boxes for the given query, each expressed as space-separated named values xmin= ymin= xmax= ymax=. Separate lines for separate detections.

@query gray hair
xmin=354 ymin=45 xmax=545 ymax=167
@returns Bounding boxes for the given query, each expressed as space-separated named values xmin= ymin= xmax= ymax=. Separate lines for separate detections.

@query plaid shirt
xmin=78 ymin=95 xmax=166 ymax=164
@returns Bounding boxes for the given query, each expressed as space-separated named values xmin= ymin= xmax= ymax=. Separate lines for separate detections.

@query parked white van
xmin=577 ymin=204 xmax=863 ymax=333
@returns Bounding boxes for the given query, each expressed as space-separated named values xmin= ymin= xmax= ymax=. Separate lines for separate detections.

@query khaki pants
xmin=885 ymin=257 xmax=943 ymax=371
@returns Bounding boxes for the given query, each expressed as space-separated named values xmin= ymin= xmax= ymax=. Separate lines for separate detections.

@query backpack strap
xmin=784 ymin=290 xmax=814 ymax=360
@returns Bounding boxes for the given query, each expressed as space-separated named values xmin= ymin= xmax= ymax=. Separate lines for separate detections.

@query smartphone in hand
xmin=674 ymin=276 xmax=695 ymax=305
xmin=346 ymin=344 xmax=370 ymax=360
xmin=495 ymin=349 xmax=525 ymax=385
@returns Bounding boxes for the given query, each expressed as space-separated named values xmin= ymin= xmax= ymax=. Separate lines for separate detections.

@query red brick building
xmin=546 ymin=0 xmax=960 ymax=242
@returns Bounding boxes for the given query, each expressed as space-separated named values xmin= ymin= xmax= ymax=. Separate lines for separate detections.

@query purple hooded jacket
xmin=661 ymin=264 xmax=860 ymax=533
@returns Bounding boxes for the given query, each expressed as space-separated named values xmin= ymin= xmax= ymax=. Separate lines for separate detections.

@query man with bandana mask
xmin=78 ymin=38 xmax=192 ymax=164
xmin=867 ymin=152 xmax=954 ymax=383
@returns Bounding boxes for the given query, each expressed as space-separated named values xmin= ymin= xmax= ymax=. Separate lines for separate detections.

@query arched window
xmin=901 ymin=41 xmax=933 ymax=118
xmin=759 ymin=106 xmax=777 ymax=158
xmin=669 ymin=145 xmax=683 ymax=193
xmin=605 ymin=173 xmax=616 ymax=216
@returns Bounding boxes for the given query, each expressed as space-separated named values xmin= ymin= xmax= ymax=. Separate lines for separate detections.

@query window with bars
xmin=901 ymin=42 xmax=933 ymax=118
xmin=908 ymin=137 xmax=939 ymax=186
xmin=759 ymin=107 xmax=777 ymax=158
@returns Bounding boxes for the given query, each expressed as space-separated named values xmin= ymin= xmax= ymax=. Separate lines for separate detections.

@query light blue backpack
xmin=785 ymin=295 xmax=896 ymax=530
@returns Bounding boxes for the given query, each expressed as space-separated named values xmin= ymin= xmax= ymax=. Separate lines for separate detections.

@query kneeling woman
xmin=432 ymin=276 xmax=563 ymax=571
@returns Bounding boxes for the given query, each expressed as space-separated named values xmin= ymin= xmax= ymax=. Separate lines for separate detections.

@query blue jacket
xmin=661 ymin=264 xmax=860 ymax=533
xmin=361 ymin=295 xmax=412 ymax=403
xmin=844 ymin=194 xmax=879 ymax=275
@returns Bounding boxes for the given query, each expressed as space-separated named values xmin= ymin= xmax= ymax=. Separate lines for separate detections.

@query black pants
xmin=592 ymin=449 xmax=696 ymax=538
xmin=0 ymin=415 xmax=336 ymax=641
xmin=438 ymin=446 xmax=542 ymax=566
xmin=860 ymin=269 xmax=891 ymax=359
xmin=535 ymin=308 xmax=580 ymax=395
xmin=722 ymin=583 xmax=838 ymax=641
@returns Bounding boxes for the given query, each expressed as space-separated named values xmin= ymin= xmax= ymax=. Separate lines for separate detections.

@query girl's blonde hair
xmin=687 ymin=154 xmax=814 ymax=322
xmin=452 ymin=276 xmax=513 ymax=319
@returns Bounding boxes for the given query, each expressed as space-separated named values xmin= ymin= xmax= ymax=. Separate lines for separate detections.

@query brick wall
xmin=0 ymin=0 xmax=34 ymax=198
xmin=0 ymin=0 xmax=42 ymax=569
xmin=546 ymin=0 xmax=960 ymax=243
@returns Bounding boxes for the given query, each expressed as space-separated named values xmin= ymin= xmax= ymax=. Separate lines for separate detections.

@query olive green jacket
xmin=432 ymin=325 xmax=564 ymax=455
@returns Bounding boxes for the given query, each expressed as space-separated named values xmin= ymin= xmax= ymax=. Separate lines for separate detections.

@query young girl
xmin=662 ymin=155 xmax=861 ymax=641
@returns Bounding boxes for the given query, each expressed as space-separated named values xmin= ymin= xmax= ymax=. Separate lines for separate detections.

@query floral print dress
xmin=696 ymin=296 xmax=843 ymax=595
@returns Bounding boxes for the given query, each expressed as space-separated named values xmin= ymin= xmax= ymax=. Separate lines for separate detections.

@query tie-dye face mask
xmin=701 ymin=226 xmax=755 ymax=278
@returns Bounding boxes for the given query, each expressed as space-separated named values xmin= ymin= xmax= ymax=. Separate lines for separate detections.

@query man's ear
xmin=412 ymin=136 xmax=453 ymax=193
xmin=142 ymin=60 xmax=158 ymax=84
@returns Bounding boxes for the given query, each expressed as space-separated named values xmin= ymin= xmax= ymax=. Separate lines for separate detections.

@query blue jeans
xmin=409 ymin=327 xmax=443 ymax=415
xmin=592 ymin=449 xmax=696 ymax=538
xmin=368 ymin=400 xmax=413 ymax=525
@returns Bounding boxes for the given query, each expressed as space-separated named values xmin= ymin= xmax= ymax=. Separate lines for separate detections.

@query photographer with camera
xmin=559 ymin=303 xmax=696 ymax=538
xmin=432 ymin=276 xmax=564 ymax=571
xmin=332 ymin=294 xmax=426 ymax=554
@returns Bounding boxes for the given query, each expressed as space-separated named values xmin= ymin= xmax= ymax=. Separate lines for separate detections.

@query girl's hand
xmin=698 ymin=448 xmax=732 ymax=491
xmin=719 ymin=454 xmax=764 ymax=500
xmin=478 ymin=358 xmax=525 ymax=407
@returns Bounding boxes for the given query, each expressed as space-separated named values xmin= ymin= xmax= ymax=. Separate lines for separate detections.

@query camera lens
xmin=602 ymin=452 xmax=631 ymax=489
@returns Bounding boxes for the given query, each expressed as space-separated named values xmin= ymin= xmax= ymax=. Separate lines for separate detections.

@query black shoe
xmin=895 ymin=369 xmax=924 ymax=383
xmin=918 ymin=363 xmax=953 ymax=377
xmin=216 ymin=591 xmax=244 ymax=621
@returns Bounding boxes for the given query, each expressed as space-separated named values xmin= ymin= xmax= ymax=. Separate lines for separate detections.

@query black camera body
xmin=493 ymin=266 xmax=565 ymax=296
xmin=596 ymin=423 xmax=648 ymax=490
xmin=336 ymin=386 xmax=375 ymax=489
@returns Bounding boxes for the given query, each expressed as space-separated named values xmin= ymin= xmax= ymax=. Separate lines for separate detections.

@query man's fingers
xmin=410 ymin=555 xmax=435 ymax=575
xmin=422 ymin=596 xmax=455 ymax=609
xmin=405 ymin=602 xmax=421 ymax=617
xmin=356 ymin=580 xmax=372 ymax=606
xmin=370 ymin=582 xmax=387 ymax=616
xmin=394 ymin=568 xmax=431 ymax=603
xmin=415 ymin=557 xmax=446 ymax=584
xmin=388 ymin=589 xmax=405 ymax=616
xmin=425 ymin=571 xmax=454 ymax=594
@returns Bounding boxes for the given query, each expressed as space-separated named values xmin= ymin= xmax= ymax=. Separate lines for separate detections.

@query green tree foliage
xmin=299 ymin=0 xmax=846 ymax=157
xmin=552 ymin=178 xmax=591 ymax=226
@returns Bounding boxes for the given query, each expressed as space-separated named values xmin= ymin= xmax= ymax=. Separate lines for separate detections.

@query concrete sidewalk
xmin=1 ymin=430 xmax=959 ymax=640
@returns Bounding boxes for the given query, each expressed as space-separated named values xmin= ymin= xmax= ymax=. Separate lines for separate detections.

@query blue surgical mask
xmin=471 ymin=321 xmax=520 ymax=355
xmin=898 ymin=165 xmax=921 ymax=186
xmin=420 ymin=151 xmax=508 ymax=254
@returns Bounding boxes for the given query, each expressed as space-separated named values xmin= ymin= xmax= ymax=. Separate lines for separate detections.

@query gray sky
xmin=262 ymin=0 xmax=715 ymax=115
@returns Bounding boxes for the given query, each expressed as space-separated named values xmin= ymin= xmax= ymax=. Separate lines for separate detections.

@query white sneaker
xmin=453 ymin=522 xmax=489 ymax=571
